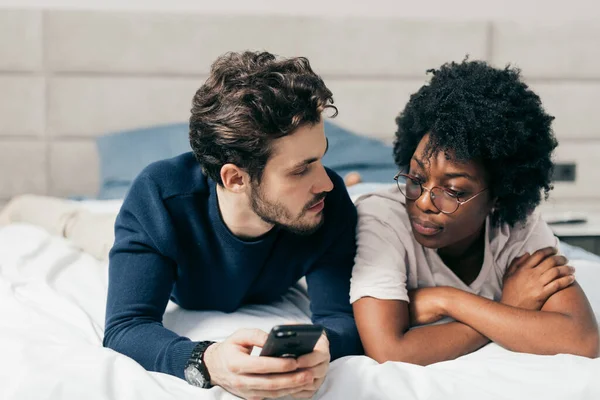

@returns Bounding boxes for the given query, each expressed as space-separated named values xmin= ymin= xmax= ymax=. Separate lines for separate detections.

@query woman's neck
xmin=437 ymin=225 xmax=486 ymax=285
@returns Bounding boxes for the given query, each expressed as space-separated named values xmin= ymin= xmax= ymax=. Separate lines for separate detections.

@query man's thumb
xmin=230 ymin=328 xmax=268 ymax=348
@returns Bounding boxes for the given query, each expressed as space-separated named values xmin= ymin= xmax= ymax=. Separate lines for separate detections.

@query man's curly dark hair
xmin=189 ymin=51 xmax=337 ymax=185
xmin=393 ymin=59 xmax=558 ymax=227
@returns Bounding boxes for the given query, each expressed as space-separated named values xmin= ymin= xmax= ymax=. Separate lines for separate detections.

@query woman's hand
xmin=408 ymin=287 xmax=450 ymax=326
xmin=501 ymin=247 xmax=575 ymax=310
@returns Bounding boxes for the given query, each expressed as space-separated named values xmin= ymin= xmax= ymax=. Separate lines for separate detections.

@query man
xmin=102 ymin=51 xmax=363 ymax=399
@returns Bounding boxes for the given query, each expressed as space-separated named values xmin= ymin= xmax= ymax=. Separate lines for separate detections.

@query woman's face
xmin=404 ymin=134 xmax=495 ymax=254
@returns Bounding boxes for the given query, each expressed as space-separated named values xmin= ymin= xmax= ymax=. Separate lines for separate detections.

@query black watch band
xmin=184 ymin=341 xmax=215 ymax=389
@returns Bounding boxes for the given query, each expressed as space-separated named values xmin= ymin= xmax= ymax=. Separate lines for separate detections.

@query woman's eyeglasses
xmin=394 ymin=171 xmax=487 ymax=214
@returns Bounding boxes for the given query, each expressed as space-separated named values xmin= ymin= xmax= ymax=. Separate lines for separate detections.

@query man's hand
xmin=203 ymin=328 xmax=330 ymax=400
xmin=408 ymin=287 xmax=448 ymax=326
xmin=290 ymin=333 xmax=330 ymax=399
xmin=501 ymin=247 xmax=575 ymax=310
xmin=203 ymin=328 xmax=314 ymax=400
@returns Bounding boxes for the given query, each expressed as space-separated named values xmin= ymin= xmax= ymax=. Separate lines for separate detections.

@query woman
xmin=350 ymin=60 xmax=599 ymax=364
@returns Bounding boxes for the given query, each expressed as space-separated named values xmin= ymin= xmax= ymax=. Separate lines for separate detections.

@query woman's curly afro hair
xmin=393 ymin=59 xmax=558 ymax=227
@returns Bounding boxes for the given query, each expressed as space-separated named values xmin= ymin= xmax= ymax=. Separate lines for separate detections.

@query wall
xmin=0 ymin=9 xmax=599 ymax=211
xmin=2 ymin=0 xmax=600 ymax=20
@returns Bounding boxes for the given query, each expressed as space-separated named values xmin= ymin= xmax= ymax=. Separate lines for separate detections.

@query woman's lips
xmin=410 ymin=218 xmax=443 ymax=236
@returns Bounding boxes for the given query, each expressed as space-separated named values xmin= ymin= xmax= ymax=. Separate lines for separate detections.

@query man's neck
xmin=216 ymin=185 xmax=274 ymax=239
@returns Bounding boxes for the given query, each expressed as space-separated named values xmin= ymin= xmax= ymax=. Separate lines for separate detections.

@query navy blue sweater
xmin=103 ymin=152 xmax=363 ymax=379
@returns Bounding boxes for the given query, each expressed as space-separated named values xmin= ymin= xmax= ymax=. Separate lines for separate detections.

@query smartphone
xmin=259 ymin=324 xmax=324 ymax=358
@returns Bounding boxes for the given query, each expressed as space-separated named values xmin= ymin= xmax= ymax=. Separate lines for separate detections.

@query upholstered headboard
xmin=1 ymin=9 xmax=599 ymax=210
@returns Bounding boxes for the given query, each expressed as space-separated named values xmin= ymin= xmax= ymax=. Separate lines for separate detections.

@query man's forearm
xmin=103 ymin=320 xmax=197 ymax=379
xmin=443 ymin=289 xmax=589 ymax=355
xmin=374 ymin=321 xmax=489 ymax=365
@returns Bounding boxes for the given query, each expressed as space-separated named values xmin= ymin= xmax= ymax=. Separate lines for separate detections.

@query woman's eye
xmin=447 ymin=189 xmax=466 ymax=198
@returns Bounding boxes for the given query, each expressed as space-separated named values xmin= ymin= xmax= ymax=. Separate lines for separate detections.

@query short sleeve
xmin=350 ymin=198 xmax=410 ymax=303
xmin=520 ymin=212 xmax=561 ymax=255
xmin=494 ymin=211 xmax=561 ymax=276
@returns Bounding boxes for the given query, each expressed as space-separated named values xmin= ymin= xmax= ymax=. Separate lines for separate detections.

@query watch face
xmin=184 ymin=365 xmax=207 ymax=388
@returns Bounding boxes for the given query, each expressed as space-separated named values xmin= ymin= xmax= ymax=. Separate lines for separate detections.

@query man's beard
xmin=249 ymin=185 xmax=326 ymax=236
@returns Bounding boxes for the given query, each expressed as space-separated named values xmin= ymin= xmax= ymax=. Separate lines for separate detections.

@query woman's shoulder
xmin=490 ymin=210 xmax=548 ymax=243
xmin=489 ymin=210 xmax=557 ymax=267
xmin=354 ymin=185 xmax=408 ymax=220
xmin=354 ymin=186 xmax=406 ymax=214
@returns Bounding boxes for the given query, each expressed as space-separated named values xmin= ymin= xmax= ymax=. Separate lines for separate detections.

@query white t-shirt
xmin=350 ymin=185 xmax=559 ymax=304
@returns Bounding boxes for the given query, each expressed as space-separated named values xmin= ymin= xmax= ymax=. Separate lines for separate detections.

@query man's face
xmin=249 ymin=119 xmax=333 ymax=235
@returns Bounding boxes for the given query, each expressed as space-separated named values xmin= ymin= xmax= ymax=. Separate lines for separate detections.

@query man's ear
xmin=220 ymin=164 xmax=249 ymax=193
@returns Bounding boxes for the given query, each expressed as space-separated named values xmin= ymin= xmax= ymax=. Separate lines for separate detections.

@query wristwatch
xmin=184 ymin=341 xmax=216 ymax=389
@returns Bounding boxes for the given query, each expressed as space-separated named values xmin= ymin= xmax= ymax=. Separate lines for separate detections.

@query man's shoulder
xmin=324 ymin=166 xmax=343 ymax=186
xmin=323 ymin=167 xmax=357 ymax=223
xmin=135 ymin=152 xmax=209 ymax=200
xmin=114 ymin=152 xmax=210 ymax=253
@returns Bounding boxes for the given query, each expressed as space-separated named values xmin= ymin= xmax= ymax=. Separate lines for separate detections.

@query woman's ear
xmin=491 ymin=197 xmax=499 ymax=212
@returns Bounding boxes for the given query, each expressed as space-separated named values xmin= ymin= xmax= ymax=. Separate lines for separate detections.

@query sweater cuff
xmin=323 ymin=327 xmax=343 ymax=361
xmin=171 ymin=340 xmax=200 ymax=380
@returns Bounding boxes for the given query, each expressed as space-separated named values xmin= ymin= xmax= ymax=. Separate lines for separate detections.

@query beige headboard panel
xmin=1 ymin=10 xmax=599 ymax=209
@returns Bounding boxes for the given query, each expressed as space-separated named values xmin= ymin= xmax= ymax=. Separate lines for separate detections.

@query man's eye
xmin=294 ymin=167 xmax=309 ymax=176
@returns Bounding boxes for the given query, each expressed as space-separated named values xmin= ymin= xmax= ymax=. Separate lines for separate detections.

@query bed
xmin=1 ymin=208 xmax=600 ymax=400
xmin=2 ymin=8 xmax=600 ymax=400
xmin=4 ymin=139 xmax=599 ymax=400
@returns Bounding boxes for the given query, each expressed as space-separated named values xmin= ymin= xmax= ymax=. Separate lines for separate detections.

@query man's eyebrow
xmin=291 ymin=138 xmax=329 ymax=169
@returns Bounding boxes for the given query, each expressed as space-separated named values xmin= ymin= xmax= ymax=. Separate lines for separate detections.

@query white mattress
xmin=1 ymin=222 xmax=599 ymax=400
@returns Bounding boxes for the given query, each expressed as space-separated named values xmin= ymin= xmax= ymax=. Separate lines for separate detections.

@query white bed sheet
xmin=1 ymin=223 xmax=599 ymax=400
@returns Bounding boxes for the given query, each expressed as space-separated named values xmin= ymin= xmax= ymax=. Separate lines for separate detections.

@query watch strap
xmin=184 ymin=341 xmax=215 ymax=388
